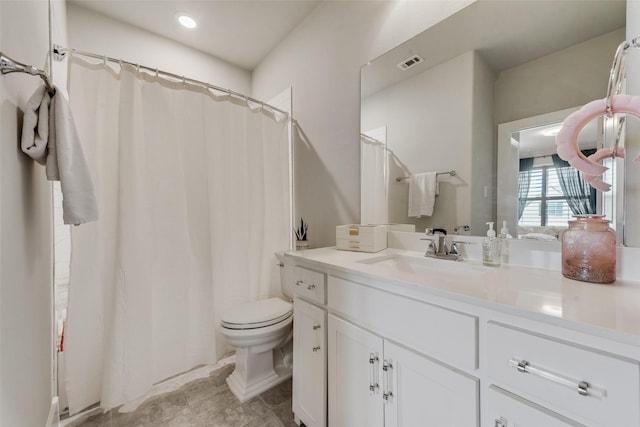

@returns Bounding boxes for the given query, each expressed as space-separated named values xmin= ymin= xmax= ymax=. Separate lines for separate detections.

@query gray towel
xmin=21 ymin=85 xmax=98 ymax=225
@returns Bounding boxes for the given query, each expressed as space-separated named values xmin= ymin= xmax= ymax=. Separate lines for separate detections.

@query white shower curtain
xmin=63 ymin=57 xmax=291 ymax=414
xmin=360 ymin=127 xmax=388 ymax=224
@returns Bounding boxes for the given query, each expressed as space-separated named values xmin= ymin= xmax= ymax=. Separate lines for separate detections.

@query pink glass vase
xmin=561 ymin=215 xmax=616 ymax=284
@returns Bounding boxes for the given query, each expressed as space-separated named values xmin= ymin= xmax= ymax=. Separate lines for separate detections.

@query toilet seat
xmin=221 ymin=297 xmax=292 ymax=330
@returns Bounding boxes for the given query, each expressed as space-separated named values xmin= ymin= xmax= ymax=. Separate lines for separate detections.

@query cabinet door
xmin=328 ymin=315 xmax=384 ymax=427
xmin=487 ymin=386 xmax=585 ymax=427
xmin=293 ymin=298 xmax=326 ymax=427
xmin=384 ymin=341 xmax=478 ymax=427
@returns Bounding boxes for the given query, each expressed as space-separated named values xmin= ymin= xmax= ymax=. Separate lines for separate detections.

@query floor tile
xmin=259 ymin=380 xmax=292 ymax=407
xmin=73 ymin=363 xmax=295 ymax=427
xmin=269 ymin=398 xmax=297 ymax=427
xmin=67 ymin=410 xmax=112 ymax=427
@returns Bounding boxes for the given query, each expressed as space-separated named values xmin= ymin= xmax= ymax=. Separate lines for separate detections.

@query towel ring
xmin=556 ymin=94 xmax=640 ymax=190
xmin=601 ymin=36 xmax=640 ymax=160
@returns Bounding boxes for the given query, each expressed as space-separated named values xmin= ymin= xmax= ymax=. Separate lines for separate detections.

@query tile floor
xmin=66 ymin=364 xmax=298 ymax=427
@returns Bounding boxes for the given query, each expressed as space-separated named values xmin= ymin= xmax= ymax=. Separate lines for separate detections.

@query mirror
xmin=361 ymin=0 xmax=627 ymax=240
xmin=497 ymin=107 xmax=624 ymax=241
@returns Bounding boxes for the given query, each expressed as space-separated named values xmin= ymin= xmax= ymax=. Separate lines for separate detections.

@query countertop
xmin=284 ymin=246 xmax=640 ymax=346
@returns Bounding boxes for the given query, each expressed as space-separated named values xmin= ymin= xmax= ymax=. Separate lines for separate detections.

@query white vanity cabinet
xmin=486 ymin=322 xmax=640 ymax=427
xmin=291 ymin=265 xmax=327 ymax=427
xmin=487 ymin=386 xmax=586 ymax=427
xmin=327 ymin=276 xmax=479 ymax=427
xmin=327 ymin=315 xmax=384 ymax=427
xmin=284 ymin=247 xmax=640 ymax=427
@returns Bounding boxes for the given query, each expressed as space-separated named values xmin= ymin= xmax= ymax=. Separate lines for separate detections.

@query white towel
xmin=408 ymin=172 xmax=437 ymax=218
xmin=21 ymin=85 xmax=98 ymax=225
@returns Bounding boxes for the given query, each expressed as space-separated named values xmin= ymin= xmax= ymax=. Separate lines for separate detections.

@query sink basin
xmin=358 ymin=253 xmax=489 ymax=277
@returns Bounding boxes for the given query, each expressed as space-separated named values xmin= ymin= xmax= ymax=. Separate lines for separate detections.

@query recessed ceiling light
xmin=177 ymin=14 xmax=198 ymax=29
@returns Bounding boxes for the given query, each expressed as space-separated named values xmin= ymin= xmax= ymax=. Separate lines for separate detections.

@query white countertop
xmin=285 ymin=246 xmax=640 ymax=345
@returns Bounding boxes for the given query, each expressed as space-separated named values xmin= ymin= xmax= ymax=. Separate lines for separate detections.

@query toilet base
xmin=226 ymin=347 xmax=292 ymax=403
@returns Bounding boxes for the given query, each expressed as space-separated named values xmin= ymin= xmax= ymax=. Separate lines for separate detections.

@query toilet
xmin=220 ymin=253 xmax=293 ymax=403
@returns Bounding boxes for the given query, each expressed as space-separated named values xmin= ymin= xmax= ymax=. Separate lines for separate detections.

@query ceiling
xmin=69 ymin=0 xmax=322 ymax=70
xmin=362 ymin=0 xmax=626 ymax=99
xmin=519 ymin=120 xmax=598 ymax=159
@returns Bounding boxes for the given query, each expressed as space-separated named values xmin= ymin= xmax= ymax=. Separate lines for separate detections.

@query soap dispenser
xmin=482 ymin=222 xmax=501 ymax=266
xmin=499 ymin=221 xmax=513 ymax=264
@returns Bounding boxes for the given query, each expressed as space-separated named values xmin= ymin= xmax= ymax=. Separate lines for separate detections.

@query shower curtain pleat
xmin=360 ymin=135 xmax=388 ymax=224
xmin=63 ymin=58 xmax=290 ymax=414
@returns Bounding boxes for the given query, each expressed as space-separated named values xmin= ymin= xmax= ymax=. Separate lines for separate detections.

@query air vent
xmin=397 ymin=54 xmax=424 ymax=71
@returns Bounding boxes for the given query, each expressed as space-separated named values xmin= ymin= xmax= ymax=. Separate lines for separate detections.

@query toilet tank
xmin=275 ymin=252 xmax=293 ymax=300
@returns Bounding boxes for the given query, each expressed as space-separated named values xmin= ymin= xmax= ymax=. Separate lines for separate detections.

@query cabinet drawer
xmin=292 ymin=265 xmax=326 ymax=305
xmin=488 ymin=386 xmax=585 ymax=427
xmin=487 ymin=322 xmax=640 ymax=426
xmin=328 ymin=276 xmax=477 ymax=371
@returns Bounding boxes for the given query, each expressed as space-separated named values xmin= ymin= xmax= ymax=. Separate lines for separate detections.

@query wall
xmin=0 ymin=1 xmax=54 ymax=425
xmin=470 ymin=51 xmax=496 ymax=232
xmin=66 ymin=3 xmax=251 ymax=94
xmin=252 ymin=0 xmax=475 ymax=248
xmin=625 ymin=2 xmax=640 ymax=247
xmin=361 ymin=51 xmax=494 ymax=234
xmin=494 ymin=28 xmax=625 ymax=125
xmin=494 ymin=27 xmax=627 ymax=241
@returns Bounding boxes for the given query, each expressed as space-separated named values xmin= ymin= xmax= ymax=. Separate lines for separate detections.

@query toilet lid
xmin=221 ymin=297 xmax=293 ymax=330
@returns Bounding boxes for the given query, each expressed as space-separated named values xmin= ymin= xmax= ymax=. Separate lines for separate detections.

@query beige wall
xmin=252 ymin=1 xmax=475 ymax=247
xmin=0 ymin=1 xmax=54 ymax=425
xmin=494 ymin=28 xmax=625 ymax=125
xmin=470 ymin=51 xmax=497 ymax=233
xmin=67 ymin=3 xmax=251 ymax=95
xmin=361 ymin=51 xmax=495 ymax=234
xmin=624 ymin=2 xmax=640 ymax=247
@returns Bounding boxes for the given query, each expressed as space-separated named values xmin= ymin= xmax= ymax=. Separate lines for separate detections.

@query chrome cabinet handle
xmin=382 ymin=359 xmax=393 ymax=403
xmin=312 ymin=324 xmax=321 ymax=330
xmin=369 ymin=353 xmax=380 ymax=394
xmin=508 ymin=358 xmax=606 ymax=398
xmin=312 ymin=345 xmax=321 ymax=352
xmin=295 ymin=279 xmax=316 ymax=290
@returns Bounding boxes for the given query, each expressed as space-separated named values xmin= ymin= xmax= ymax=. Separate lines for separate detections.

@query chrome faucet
xmin=434 ymin=230 xmax=448 ymax=255
xmin=421 ymin=228 xmax=470 ymax=261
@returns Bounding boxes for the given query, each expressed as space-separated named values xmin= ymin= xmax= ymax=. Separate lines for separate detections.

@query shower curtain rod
xmin=52 ymin=44 xmax=290 ymax=118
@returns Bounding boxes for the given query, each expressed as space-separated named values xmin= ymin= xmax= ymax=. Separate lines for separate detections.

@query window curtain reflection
xmin=518 ymin=158 xmax=534 ymax=219
xmin=552 ymin=151 xmax=596 ymax=215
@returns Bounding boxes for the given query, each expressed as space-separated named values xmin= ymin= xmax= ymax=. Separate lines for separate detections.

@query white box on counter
xmin=336 ymin=224 xmax=387 ymax=253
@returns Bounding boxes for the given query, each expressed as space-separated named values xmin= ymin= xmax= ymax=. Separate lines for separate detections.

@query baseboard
xmin=45 ymin=397 xmax=59 ymax=427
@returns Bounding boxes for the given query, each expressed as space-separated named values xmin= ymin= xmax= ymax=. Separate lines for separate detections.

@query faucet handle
xmin=426 ymin=240 xmax=437 ymax=256
xmin=454 ymin=225 xmax=470 ymax=234
xmin=449 ymin=240 xmax=472 ymax=259
xmin=421 ymin=237 xmax=437 ymax=255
